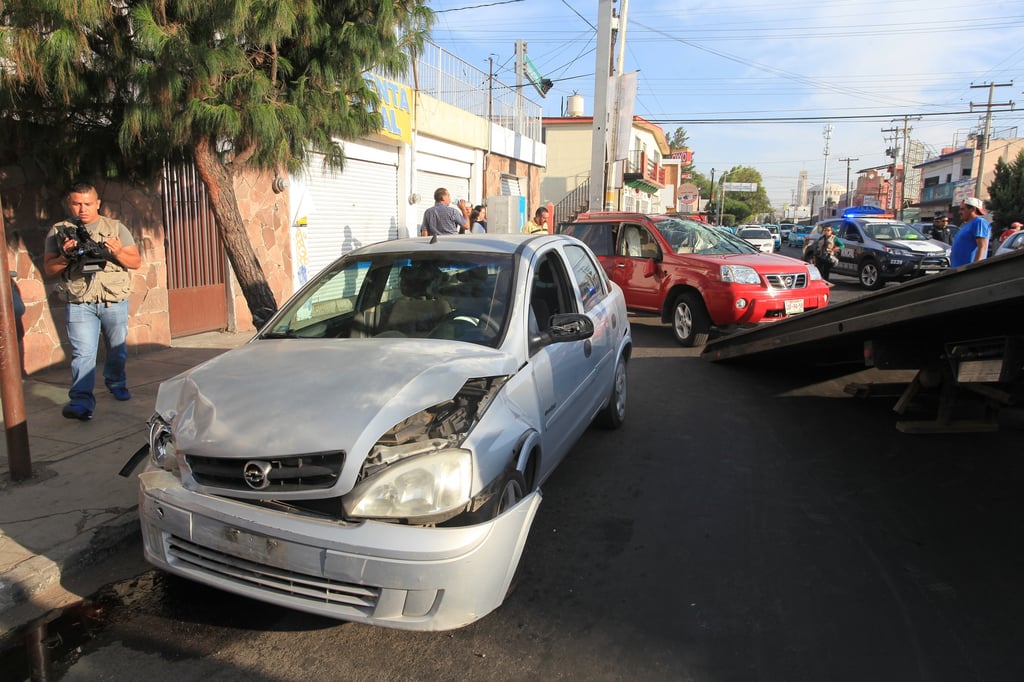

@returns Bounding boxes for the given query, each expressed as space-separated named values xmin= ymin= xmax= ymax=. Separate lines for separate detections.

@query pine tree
xmin=1 ymin=0 xmax=432 ymax=321
xmin=987 ymin=149 xmax=1024 ymax=230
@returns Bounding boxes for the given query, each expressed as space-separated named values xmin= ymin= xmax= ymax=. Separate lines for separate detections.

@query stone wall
xmin=1 ymin=163 xmax=293 ymax=375
xmin=1 ymin=166 xmax=169 ymax=376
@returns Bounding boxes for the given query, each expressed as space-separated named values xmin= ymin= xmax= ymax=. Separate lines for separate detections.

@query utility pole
xmin=708 ymin=168 xmax=715 ymax=219
xmin=887 ymin=115 xmax=921 ymax=220
xmin=881 ymin=126 xmax=900 ymax=213
xmin=588 ymin=0 xmax=617 ymax=211
xmin=969 ymin=81 xmax=1014 ymax=199
xmin=839 ymin=157 xmax=859 ymax=209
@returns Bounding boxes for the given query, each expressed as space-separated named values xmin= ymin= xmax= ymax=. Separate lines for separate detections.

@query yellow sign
xmin=365 ymin=74 xmax=413 ymax=144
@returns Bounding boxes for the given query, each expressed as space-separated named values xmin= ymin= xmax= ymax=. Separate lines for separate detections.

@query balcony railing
xmin=392 ymin=42 xmax=542 ymax=142
xmin=919 ymin=181 xmax=957 ymax=203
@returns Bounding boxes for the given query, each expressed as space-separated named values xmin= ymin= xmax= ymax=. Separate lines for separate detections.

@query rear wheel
xmin=858 ymin=259 xmax=884 ymax=290
xmin=672 ymin=292 xmax=710 ymax=347
xmin=597 ymin=356 xmax=628 ymax=429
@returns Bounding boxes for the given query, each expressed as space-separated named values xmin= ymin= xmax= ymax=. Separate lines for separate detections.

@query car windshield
xmin=739 ymin=228 xmax=772 ymax=239
xmin=861 ymin=221 xmax=927 ymax=241
xmin=262 ymin=251 xmax=515 ymax=347
xmin=651 ymin=217 xmax=756 ymax=255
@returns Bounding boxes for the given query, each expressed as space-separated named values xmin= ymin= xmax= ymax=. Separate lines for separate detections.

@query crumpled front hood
xmin=155 ymin=339 xmax=518 ymax=459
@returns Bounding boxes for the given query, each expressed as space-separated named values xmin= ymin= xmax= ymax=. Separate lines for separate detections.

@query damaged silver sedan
xmin=133 ymin=233 xmax=631 ymax=630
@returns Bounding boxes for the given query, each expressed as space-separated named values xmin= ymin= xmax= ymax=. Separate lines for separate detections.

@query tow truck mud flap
xmin=138 ymin=471 xmax=543 ymax=630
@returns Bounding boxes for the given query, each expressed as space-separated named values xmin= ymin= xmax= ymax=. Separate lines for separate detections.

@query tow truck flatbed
xmin=702 ymin=249 xmax=1024 ymax=432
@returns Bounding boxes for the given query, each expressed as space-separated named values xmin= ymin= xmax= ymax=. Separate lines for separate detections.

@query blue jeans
xmin=66 ymin=300 xmax=129 ymax=411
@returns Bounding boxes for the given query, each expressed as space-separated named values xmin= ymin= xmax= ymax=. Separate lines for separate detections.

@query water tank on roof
xmin=566 ymin=93 xmax=584 ymax=118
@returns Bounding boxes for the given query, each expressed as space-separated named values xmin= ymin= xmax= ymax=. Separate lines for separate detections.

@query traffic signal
xmin=539 ymin=78 xmax=553 ymax=96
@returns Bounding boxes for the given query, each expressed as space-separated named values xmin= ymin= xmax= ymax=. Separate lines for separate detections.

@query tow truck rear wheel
xmin=858 ymin=259 xmax=884 ymax=290
xmin=672 ymin=292 xmax=711 ymax=347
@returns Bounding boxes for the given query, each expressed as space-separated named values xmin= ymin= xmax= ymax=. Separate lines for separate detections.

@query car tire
xmin=858 ymin=259 xmax=884 ymax=290
xmin=672 ymin=292 xmax=710 ymax=347
xmin=597 ymin=355 xmax=628 ymax=429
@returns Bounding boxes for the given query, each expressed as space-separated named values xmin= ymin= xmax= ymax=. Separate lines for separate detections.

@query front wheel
xmin=672 ymin=292 xmax=711 ymax=347
xmin=858 ymin=259 xmax=884 ymax=290
xmin=597 ymin=356 xmax=628 ymax=429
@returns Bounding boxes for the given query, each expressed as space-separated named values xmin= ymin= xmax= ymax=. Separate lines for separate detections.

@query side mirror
xmin=642 ymin=257 xmax=658 ymax=278
xmin=529 ymin=313 xmax=595 ymax=352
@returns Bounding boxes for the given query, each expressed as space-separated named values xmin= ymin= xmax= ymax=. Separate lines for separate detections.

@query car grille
xmin=165 ymin=535 xmax=379 ymax=615
xmin=186 ymin=451 xmax=344 ymax=491
xmin=919 ymin=256 xmax=949 ymax=268
xmin=765 ymin=272 xmax=807 ymax=289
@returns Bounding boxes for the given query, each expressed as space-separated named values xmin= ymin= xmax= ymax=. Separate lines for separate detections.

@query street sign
xmin=523 ymin=55 xmax=552 ymax=97
xmin=723 ymin=182 xmax=758 ymax=192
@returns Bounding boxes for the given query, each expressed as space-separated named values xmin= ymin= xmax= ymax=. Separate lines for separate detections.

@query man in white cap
xmin=951 ymin=197 xmax=991 ymax=267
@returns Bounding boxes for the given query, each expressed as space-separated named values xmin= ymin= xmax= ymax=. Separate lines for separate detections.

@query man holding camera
xmin=44 ymin=182 xmax=141 ymax=420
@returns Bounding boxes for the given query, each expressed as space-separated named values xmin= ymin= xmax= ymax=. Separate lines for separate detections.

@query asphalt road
xmin=8 ymin=275 xmax=1024 ymax=681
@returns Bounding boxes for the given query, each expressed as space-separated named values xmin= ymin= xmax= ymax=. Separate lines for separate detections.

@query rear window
xmin=560 ymin=222 xmax=616 ymax=257
xmin=739 ymin=228 xmax=771 ymax=239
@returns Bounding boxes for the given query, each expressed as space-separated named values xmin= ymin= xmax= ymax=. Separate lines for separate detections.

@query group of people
xmin=419 ymin=187 xmax=550 ymax=237
xmin=419 ymin=188 xmax=487 ymax=236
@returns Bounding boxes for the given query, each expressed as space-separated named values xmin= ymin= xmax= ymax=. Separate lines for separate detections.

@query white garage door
xmin=302 ymin=146 xmax=398 ymax=279
xmin=415 ymin=169 xmax=470 ymax=233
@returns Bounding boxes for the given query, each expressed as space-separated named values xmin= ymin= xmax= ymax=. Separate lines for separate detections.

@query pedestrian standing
xmin=469 ymin=205 xmax=487 ymax=233
xmin=930 ymin=213 xmax=951 ymax=243
xmin=813 ymin=224 xmax=842 ymax=282
xmin=521 ymin=207 xmax=549 ymax=234
xmin=43 ymin=182 xmax=142 ymax=420
xmin=999 ymin=221 xmax=1021 ymax=243
xmin=421 ymin=188 xmax=469 ymax=236
xmin=951 ymin=197 xmax=991 ymax=267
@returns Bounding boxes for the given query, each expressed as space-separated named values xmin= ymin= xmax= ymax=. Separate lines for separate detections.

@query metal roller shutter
xmin=302 ymin=149 xmax=398 ymax=279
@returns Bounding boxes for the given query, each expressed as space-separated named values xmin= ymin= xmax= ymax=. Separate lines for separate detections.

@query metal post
xmin=0 ymin=199 xmax=31 ymax=481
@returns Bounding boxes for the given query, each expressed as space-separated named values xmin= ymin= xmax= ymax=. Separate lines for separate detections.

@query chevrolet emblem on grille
xmin=243 ymin=460 xmax=273 ymax=490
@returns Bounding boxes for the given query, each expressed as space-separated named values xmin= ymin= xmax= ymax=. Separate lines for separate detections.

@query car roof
xmin=351 ymin=233 xmax=567 ymax=258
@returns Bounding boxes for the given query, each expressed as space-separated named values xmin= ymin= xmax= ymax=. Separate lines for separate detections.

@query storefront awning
xmin=624 ymin=177 xmax=662 ymax=194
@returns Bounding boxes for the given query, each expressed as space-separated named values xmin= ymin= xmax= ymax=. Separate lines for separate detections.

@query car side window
xmin=563 ymin=243 xmax=607 ymax=313
xmin=618 ymin=224 xmax=659 ymax=259
xmin=529 ymin=251 xmax=578 ymax=338
xmin=841 ymin=223 xmax=861 ymax=241
xmin=565 ymin=222 xmax=617 ymax=258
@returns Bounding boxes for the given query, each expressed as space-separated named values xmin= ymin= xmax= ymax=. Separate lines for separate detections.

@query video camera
xmin=58 ymin=220 xmax=113 ymax=273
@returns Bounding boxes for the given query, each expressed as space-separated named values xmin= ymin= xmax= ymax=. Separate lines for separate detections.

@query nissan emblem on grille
xmin=243 ymin=460 xmax=273 ymax=490
xmin=783 ymin=276 xmax=794 ymax=288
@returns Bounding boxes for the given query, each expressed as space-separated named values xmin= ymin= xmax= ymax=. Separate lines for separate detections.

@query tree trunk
xmin=192 ymin=137 xmax=278 ymax=324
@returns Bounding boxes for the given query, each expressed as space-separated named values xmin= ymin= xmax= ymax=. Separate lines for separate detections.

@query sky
xmin=425 ymin=0 xmax=1024 ymax=208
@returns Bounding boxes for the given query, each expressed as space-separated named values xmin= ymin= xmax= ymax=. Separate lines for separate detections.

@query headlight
xmin=344 ymin=449 xmax=472 ymax=520
xmin=147 ymin=415 xmax=179 ymax=472
xmin=883 ymin=245 xmax=909 ymax=255
xmin=806 ymin=264 xmax=823 ymax=281
xmin=720 ymin=264 xmax=761 ymax=284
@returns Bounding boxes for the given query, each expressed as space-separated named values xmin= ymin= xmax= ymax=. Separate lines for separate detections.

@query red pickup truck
xmin=560 ymin=212 xmax=831 ymax=346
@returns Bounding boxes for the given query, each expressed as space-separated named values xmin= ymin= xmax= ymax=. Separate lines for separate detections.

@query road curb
xmin=0 ymin=509 xmax=140 ymax=622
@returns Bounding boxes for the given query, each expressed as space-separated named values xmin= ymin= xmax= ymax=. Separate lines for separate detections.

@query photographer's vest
xmin=54 ymin=217 xmax=133 ymax=304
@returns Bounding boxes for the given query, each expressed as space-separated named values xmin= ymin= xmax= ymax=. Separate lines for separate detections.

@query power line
xmin=648 ymin=108 xmax=1016 ymax=125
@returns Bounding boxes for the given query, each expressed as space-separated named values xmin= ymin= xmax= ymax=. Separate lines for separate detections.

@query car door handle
xmin=615 ymin=263 xmax=626 ymax=268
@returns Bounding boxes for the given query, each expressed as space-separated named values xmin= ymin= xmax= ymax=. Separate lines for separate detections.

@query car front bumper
xmin=705 ymin=287 xmax=830 ymax=326
xmin=139 ymin=469 xmax=541 ymax=631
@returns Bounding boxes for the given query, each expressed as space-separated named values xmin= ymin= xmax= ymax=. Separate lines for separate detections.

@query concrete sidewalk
xmin=0 ymin=331 xmax=251 ymax=638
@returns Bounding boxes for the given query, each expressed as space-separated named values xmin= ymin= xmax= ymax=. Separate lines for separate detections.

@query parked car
xmin=559 ymin=212 xmax=830 ymax=346
xmin=133 ymin=234 xmax=632 ymax=631
xmin=994 ymin=229 xmax=1024 ymax=256
xmin=787 ymin=225 xmax=813 ymax=247
xmin=803 ymin=216 xmax=951 ymax=290
xmin=737 ymin=226 xmax=775 ymax=254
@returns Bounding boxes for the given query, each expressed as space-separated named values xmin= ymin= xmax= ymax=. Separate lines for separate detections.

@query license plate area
xmin=784 ymin=299 xmax=804 ymax=314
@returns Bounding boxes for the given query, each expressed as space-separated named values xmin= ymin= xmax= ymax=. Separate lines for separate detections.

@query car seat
xmin=384 ymin=263 xmax=451 ymax=336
